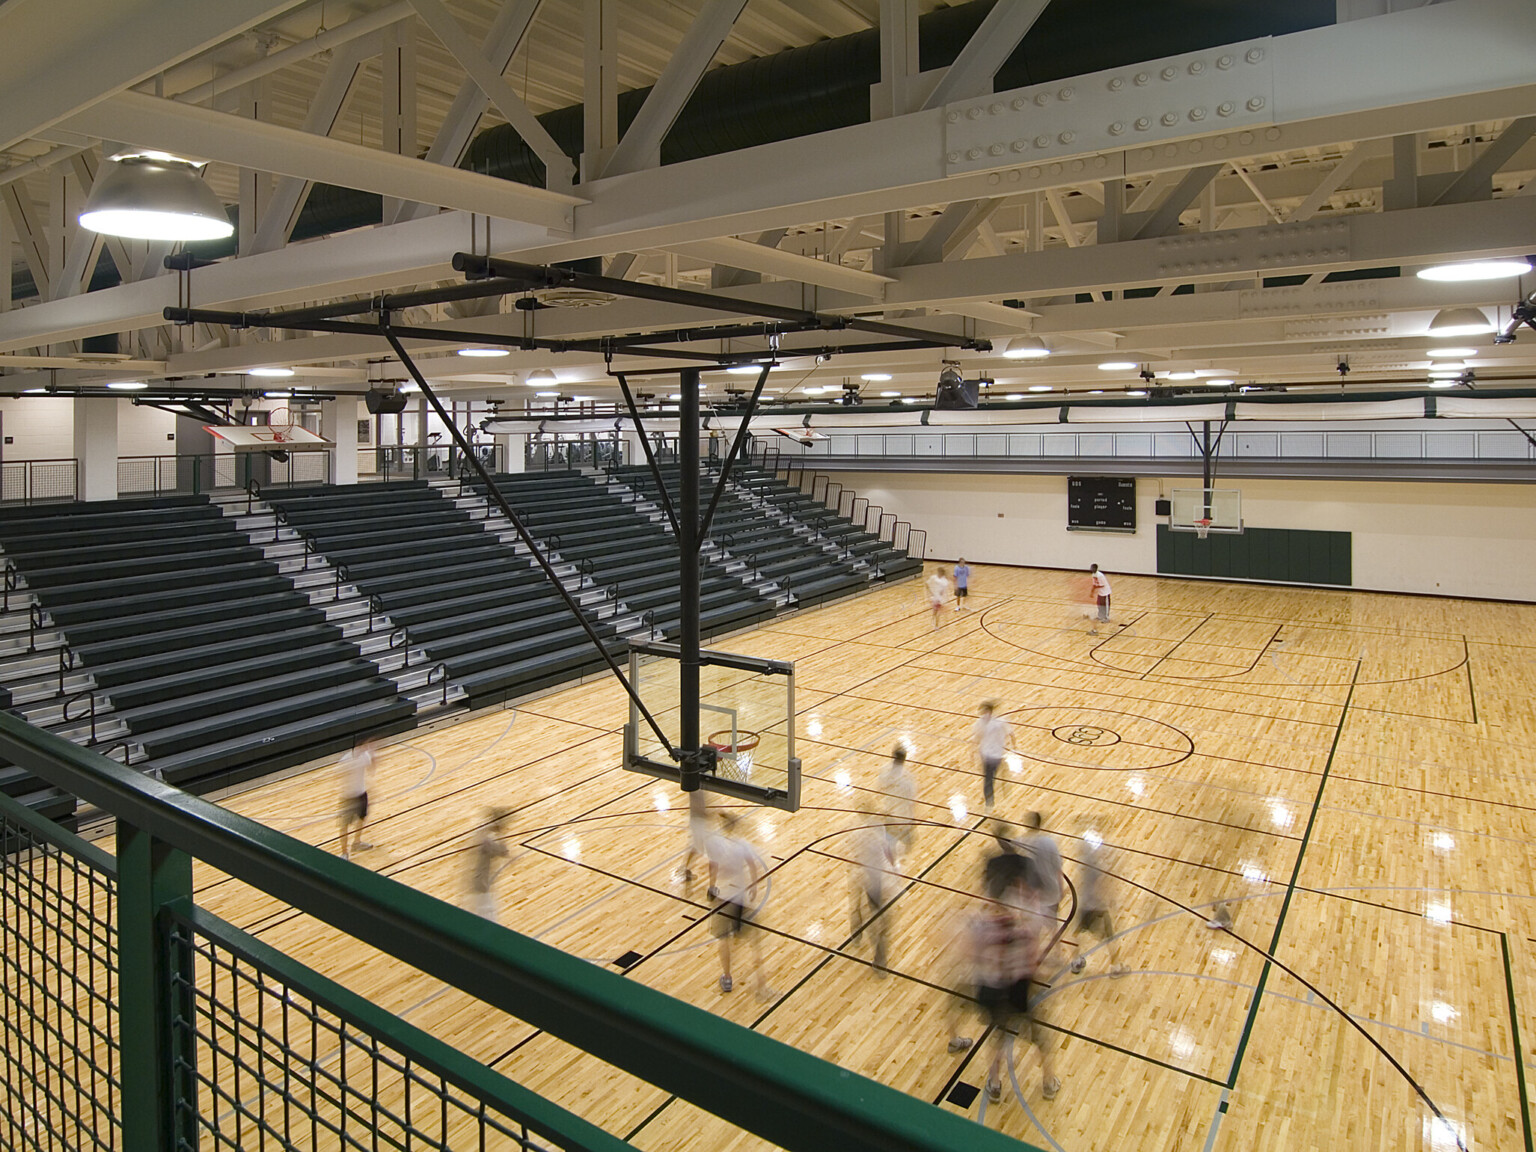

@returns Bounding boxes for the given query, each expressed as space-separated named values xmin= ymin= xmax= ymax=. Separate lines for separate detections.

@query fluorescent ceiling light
xmin=1205 ymin=378 xmax=1235 ymax=387
xmin=878 ymin=390 xmax=900 ymax=397
xmin=398 ymin=383 xmax=419 ymax=394
xmin=1426 ymin=346 xmax=1477 ymax=359
xmin=248 ymin=366 xmax=295 ymax=378
xmin=1193 ymin=368 xmax=1237 ymax=378
xmin=1088 ymin=389 xmax=1105 ymax=394
xmin=1166 ymin=371 xmax=1198 ymax=381
xmin=106 ymin=381 xmax=147 ymax=390
xmin=527 ymin=368 xmax=558 ymax=384
xmin=1005 ymin=393 xmax=1025 ymax=400
xmin=668 ymin=393 xmax=683 ymax=400
xmin=457 ymin=347 xmax=510 ymax=358
xmin=1428 ymin=366 xmax=1465 ymax=377
xmin=861 ymin=373 xmax=893 ymax=382
xmin=1428 ymin=379 xmax=1461 ymax=389
xmin=1027 ymin=384 xmax=1054 ymax=392
xmin=1126 ymin=389 xmax=1148 ymax=397
xmin=535 ymin=390 xmax=559 ymax=397
xmin=22 ymin=387 xmax=46 ymax=394
xmin=1417 ymin=258 xmax=1532 ymax=282
xmin=727 ymin=364 xmax=768 ymax=375
xmin=1428 ymin=307 xmax=1494 ymax=337
xmin=1098 ymin=360 xmax=1137 ymax=371
xmin=262 ymin=390 xmax=292 ymax=399
xmin=900 ymin=397 xmax=922 ymax=404
xmin=1001 ymin=336 xmax=1051 ymax=359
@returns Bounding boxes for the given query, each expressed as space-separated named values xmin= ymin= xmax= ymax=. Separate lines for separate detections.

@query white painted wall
xmin=0 ymin=397 xmax=74 ymax=461
xmin=854 ymin=472 xmax=1536 ymax=601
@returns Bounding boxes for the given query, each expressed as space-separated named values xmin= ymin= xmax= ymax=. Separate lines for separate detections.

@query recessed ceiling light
xmin=1426 ymin=346 xmax=1477 ymax=359
xmin=457 ymin=347 xmax=510 ymax=358
xmin=879 ymin=390 xmax=900 ymax=397
xmin=249 ymin=366 xmax=295 ymax=378
xmin=1005 ymin=393 xmax=1025 ymax=400
xmin=1027 ymin=384 xmax=1054 ymax=392
xmin=1001 ymin=336 xmax=1051 ymax=359
xmin=535 ymin=390 xmax=559 ymax=397
xmin=861 ymin=373 xmax=893 ymax=382
xmin=106 ymin=381 xmax=147 ymax=390
xmin=1417 ymin=258 xmax=1532 ymax=282
xmin=1167 ymin=371 xmax=1198 ymax=381
xmin=1098 ymin=360 xmax=1137 ymax=371
xmin=1428 ymin=307 xmax=1495 ymax=338
xmin=1205 ymin=378 xmax=1235 ymax=387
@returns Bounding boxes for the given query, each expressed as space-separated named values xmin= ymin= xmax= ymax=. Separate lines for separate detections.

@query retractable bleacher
xmin=0 ymin=495 xmax=413 ymax=794
xmin=266 ymin=480 xmax=624 ymax=708
xmin=482 ymin=471 xmax=777 ymax=641
xmin=731 ymin=465 xmax=923 ymax=583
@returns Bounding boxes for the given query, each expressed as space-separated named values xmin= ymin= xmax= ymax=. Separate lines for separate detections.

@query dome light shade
xmin=1417 ymin=259 xmax=1532 ymax=282
xmin=1001 ymin=336 xmax=1051 ymax=359
xmin=526 ymin=368 xmax=558 ymax=384
xmin=79 ymin=155 xmax=233 ymax=241
xmin=1428 ymin=307 xmax=1494 ymax=338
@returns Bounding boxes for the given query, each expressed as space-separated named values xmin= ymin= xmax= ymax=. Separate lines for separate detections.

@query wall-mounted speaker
xmin=1155 ymin=498 xmax=1172 ymax=517
xmin=365 ymin=389 xmax=409 ymax=415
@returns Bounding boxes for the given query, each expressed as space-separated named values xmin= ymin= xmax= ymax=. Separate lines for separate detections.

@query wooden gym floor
xmin=182 ymin=565 xmax=1536 ymax=1151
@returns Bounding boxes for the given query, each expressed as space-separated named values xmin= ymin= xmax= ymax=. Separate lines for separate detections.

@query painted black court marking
xmin=1502 ymin=932 xmax=1533 ymax=1152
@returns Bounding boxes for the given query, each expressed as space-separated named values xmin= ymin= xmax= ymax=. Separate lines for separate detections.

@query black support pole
xmin=678 ymin=367 xmax=702 ymax=793
xmin=1202 ymin=420 xmax=1213 ymax=520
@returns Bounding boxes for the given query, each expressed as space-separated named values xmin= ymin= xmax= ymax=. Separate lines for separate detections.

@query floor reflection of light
xmin=1083 ymin=830 xmax=1103 ymax=849
xmin=1267 ymin=799 xmax=1293 ymax=830
xmin=949 ymin=795 xmax=969 ymax=821
xmin=806 ymin=717 xmax=823 ymax=739
xmin=1168 ymin=1027 xmax=1196 ymax=1061
xmin=1429 ymin=1001 xmax=1458 ymax=1024
xmin=1127 ymin=776 xmax=1146 ymax=798
xmin=1211 ymin=948 xmax=1237 ymax=965
xmin=652 ymin=790 xmax=671 ymax=813
xmin=562 ymin=836 xmax=582 ymax=862
xmin=1424 ymin=902 xmax=1453 ymax=925
xmin=805 ymin=921 xmax=823 ymax=944
xmin=1005 ymin=752 xmax=1023 ymax=776
xmin=1432 ymin=832 xmax=1455 ymax=853
xmin=834 ymin=770 xmax=852 ymax=791
xmin=1242 ymin=864 xmax=1268 ymax=884
xmin=1425 ymin=1116 xmax=1464 ymax=1152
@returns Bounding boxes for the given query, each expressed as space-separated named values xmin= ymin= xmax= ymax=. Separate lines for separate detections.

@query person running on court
xmin=467 ymin=808 xmax=511 ymax=922
xmin=972 ymin=701 xmax=1012 ymax=810
xmin=1088 ymin=564 xmax=1113 ymax=635
xmin=925 ymin=566 xmax=952 ymax=628
xmin=707 ymin=813 xmax=776 ymax=998
xmin=953 ymin=558 xmax=971 ymax=610
xmin=681 ymin=789 xmax=710 ymax=888
xmin=338 ymin=739 xmax=378 ymax=860
xmin=976 ymin=855 xmax=1061 ymax=1105
xmin=848 ymin=806 xmax=899 ymax=974
xmin=1067 ymin=831 xmax=1128 ymax=977
xmin=877 ymin=744 xmax=918 ymax=863
xmin=1017 ymin=811 xmax=1066 ymax=931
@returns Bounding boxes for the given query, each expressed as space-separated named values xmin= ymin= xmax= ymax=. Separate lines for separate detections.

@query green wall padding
xmin=1155 ymin=525 xmax=1352 ymax=586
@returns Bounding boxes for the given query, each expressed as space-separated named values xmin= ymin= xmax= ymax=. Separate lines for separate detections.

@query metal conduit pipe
xmin=10 ymin=0 xmax=1328 ymax=302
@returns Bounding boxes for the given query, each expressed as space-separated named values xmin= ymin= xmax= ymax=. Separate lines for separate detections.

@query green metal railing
xmin=0 ymin=712 xmax=1042 ymax=1152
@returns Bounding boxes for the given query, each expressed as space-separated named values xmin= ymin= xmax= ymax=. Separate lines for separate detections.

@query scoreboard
xmin=1067 ymin=476 xmax=1136 ymax=532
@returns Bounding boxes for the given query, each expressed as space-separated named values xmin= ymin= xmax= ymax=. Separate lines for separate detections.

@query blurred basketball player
xmin=848 ymin=806 xmax=899 ymax=973
xmin=972 ymin=701 xmax=1012 ymax=810
xmin=338 ymin=739 xmax=378 ymax=860
xmin=877 ymin=744 xmax=918 ymax=863
xmin=707 ymin=813 xmax=776 ymax=998
xmin=926 ymin=566 xmax=952 ymax=628
xmin=1067 ymin=831 xmax=1128 ymax=977
xmin=681 ymin=789 xmax=710 ymax=888
xmin=1088 ymin=564 xmax=1113 ymax=635
xmin=467 ymin=808 xmax=511 ymax=921
xmin=977 ymin=857 xmax=1061 ymax=1104
xmin=1018 ymin=811 xmax=1066 ymax=931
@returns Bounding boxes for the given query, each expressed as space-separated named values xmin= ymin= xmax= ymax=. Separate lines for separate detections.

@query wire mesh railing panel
xmin=0 ymin=807 xmax=119 ymax=1152
xmin=169 ymin=912 xmax=572 ymax=1152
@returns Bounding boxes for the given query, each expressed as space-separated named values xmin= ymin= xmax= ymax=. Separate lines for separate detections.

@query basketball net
xmin=1195 ymin=518 xmax=1212 ymax=540
xmin=267 ymin=406 xmax=297 ymax=443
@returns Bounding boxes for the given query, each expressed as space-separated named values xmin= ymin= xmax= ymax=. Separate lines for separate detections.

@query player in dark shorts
xmin=1066 ymin=832 xmax=1128 ymax=977
xmin=974 ymin=869 xmax=1061 ymax=1105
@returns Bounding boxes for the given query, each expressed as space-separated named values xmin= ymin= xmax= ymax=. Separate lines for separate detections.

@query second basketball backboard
xmin=623 ymin=639 xmax=800 ymax=811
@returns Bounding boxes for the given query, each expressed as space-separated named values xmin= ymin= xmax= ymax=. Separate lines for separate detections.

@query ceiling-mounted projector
xmin=934 ymin=364 xmax=980 ymax=410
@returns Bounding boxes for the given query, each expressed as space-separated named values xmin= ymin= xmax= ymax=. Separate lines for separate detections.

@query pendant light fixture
xmin=1427 ymin=307 xmax=1495 ymax=338
xmin=79 ymin=151 xmax=233 ymax=242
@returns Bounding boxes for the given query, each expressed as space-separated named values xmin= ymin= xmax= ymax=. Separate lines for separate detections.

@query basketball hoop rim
xmin=707 ymin=729 xmax=762 ymax=753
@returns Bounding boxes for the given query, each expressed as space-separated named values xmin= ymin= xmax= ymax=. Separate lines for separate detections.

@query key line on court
xmin=1222 ymin=659 xmax=1360 ymax=1091
xmin=1133 ymin=613 xmax=1215 ymax=681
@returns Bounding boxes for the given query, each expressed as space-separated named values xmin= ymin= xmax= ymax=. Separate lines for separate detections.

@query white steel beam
xmin=0 ymin=0 xmax=302 ymax=152
xmin=583 ymin=0 xmax=619 ymax=177
xmin=873 ymin=0 xmax=921 ymax=119
xmin=920 ymin=0 xmax=1049 ymax=110
xmin=2 ymin=182 xmax=50 ymax=300
xmin=600 ymin=0 xmax=750 ymax=178
xmin=667 ymin=236 xmax=891 ymax=297
xmin=1287 ymin=141 xmax=1385 ymax=222
xmin=408 ymin=0 xmax=571 ymax=186
xmin=59 ymin=91 xmax=583 ymax=232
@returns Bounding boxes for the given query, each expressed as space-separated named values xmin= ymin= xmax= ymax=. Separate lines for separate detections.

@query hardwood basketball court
xmin=164 ymin=565 xmax=1533 ymax=1152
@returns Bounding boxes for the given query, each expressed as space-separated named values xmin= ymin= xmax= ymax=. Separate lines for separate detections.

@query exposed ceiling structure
xmin=0 ymin=0 xmax=1533 ymax=410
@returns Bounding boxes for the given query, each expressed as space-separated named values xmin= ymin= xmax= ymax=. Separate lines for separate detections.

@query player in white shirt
xmin=848 ymin=808 xmax=899 ymax=974
xmin=925 ymin=567 xmax=952 ymax=628
xmin=706 ymin=814 xmax=776 ymax=998
xmin=971 ymin=701 xmax=1012 ymax=810
xmin=1088 ymin=564 xmax=1112 ymax=634
xmin=338 ymin=739 xmax=378 ymax=860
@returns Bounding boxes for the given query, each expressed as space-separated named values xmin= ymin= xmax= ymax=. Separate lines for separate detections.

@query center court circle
xmin=1007 ymin=706 xmax=1193 ymax=771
